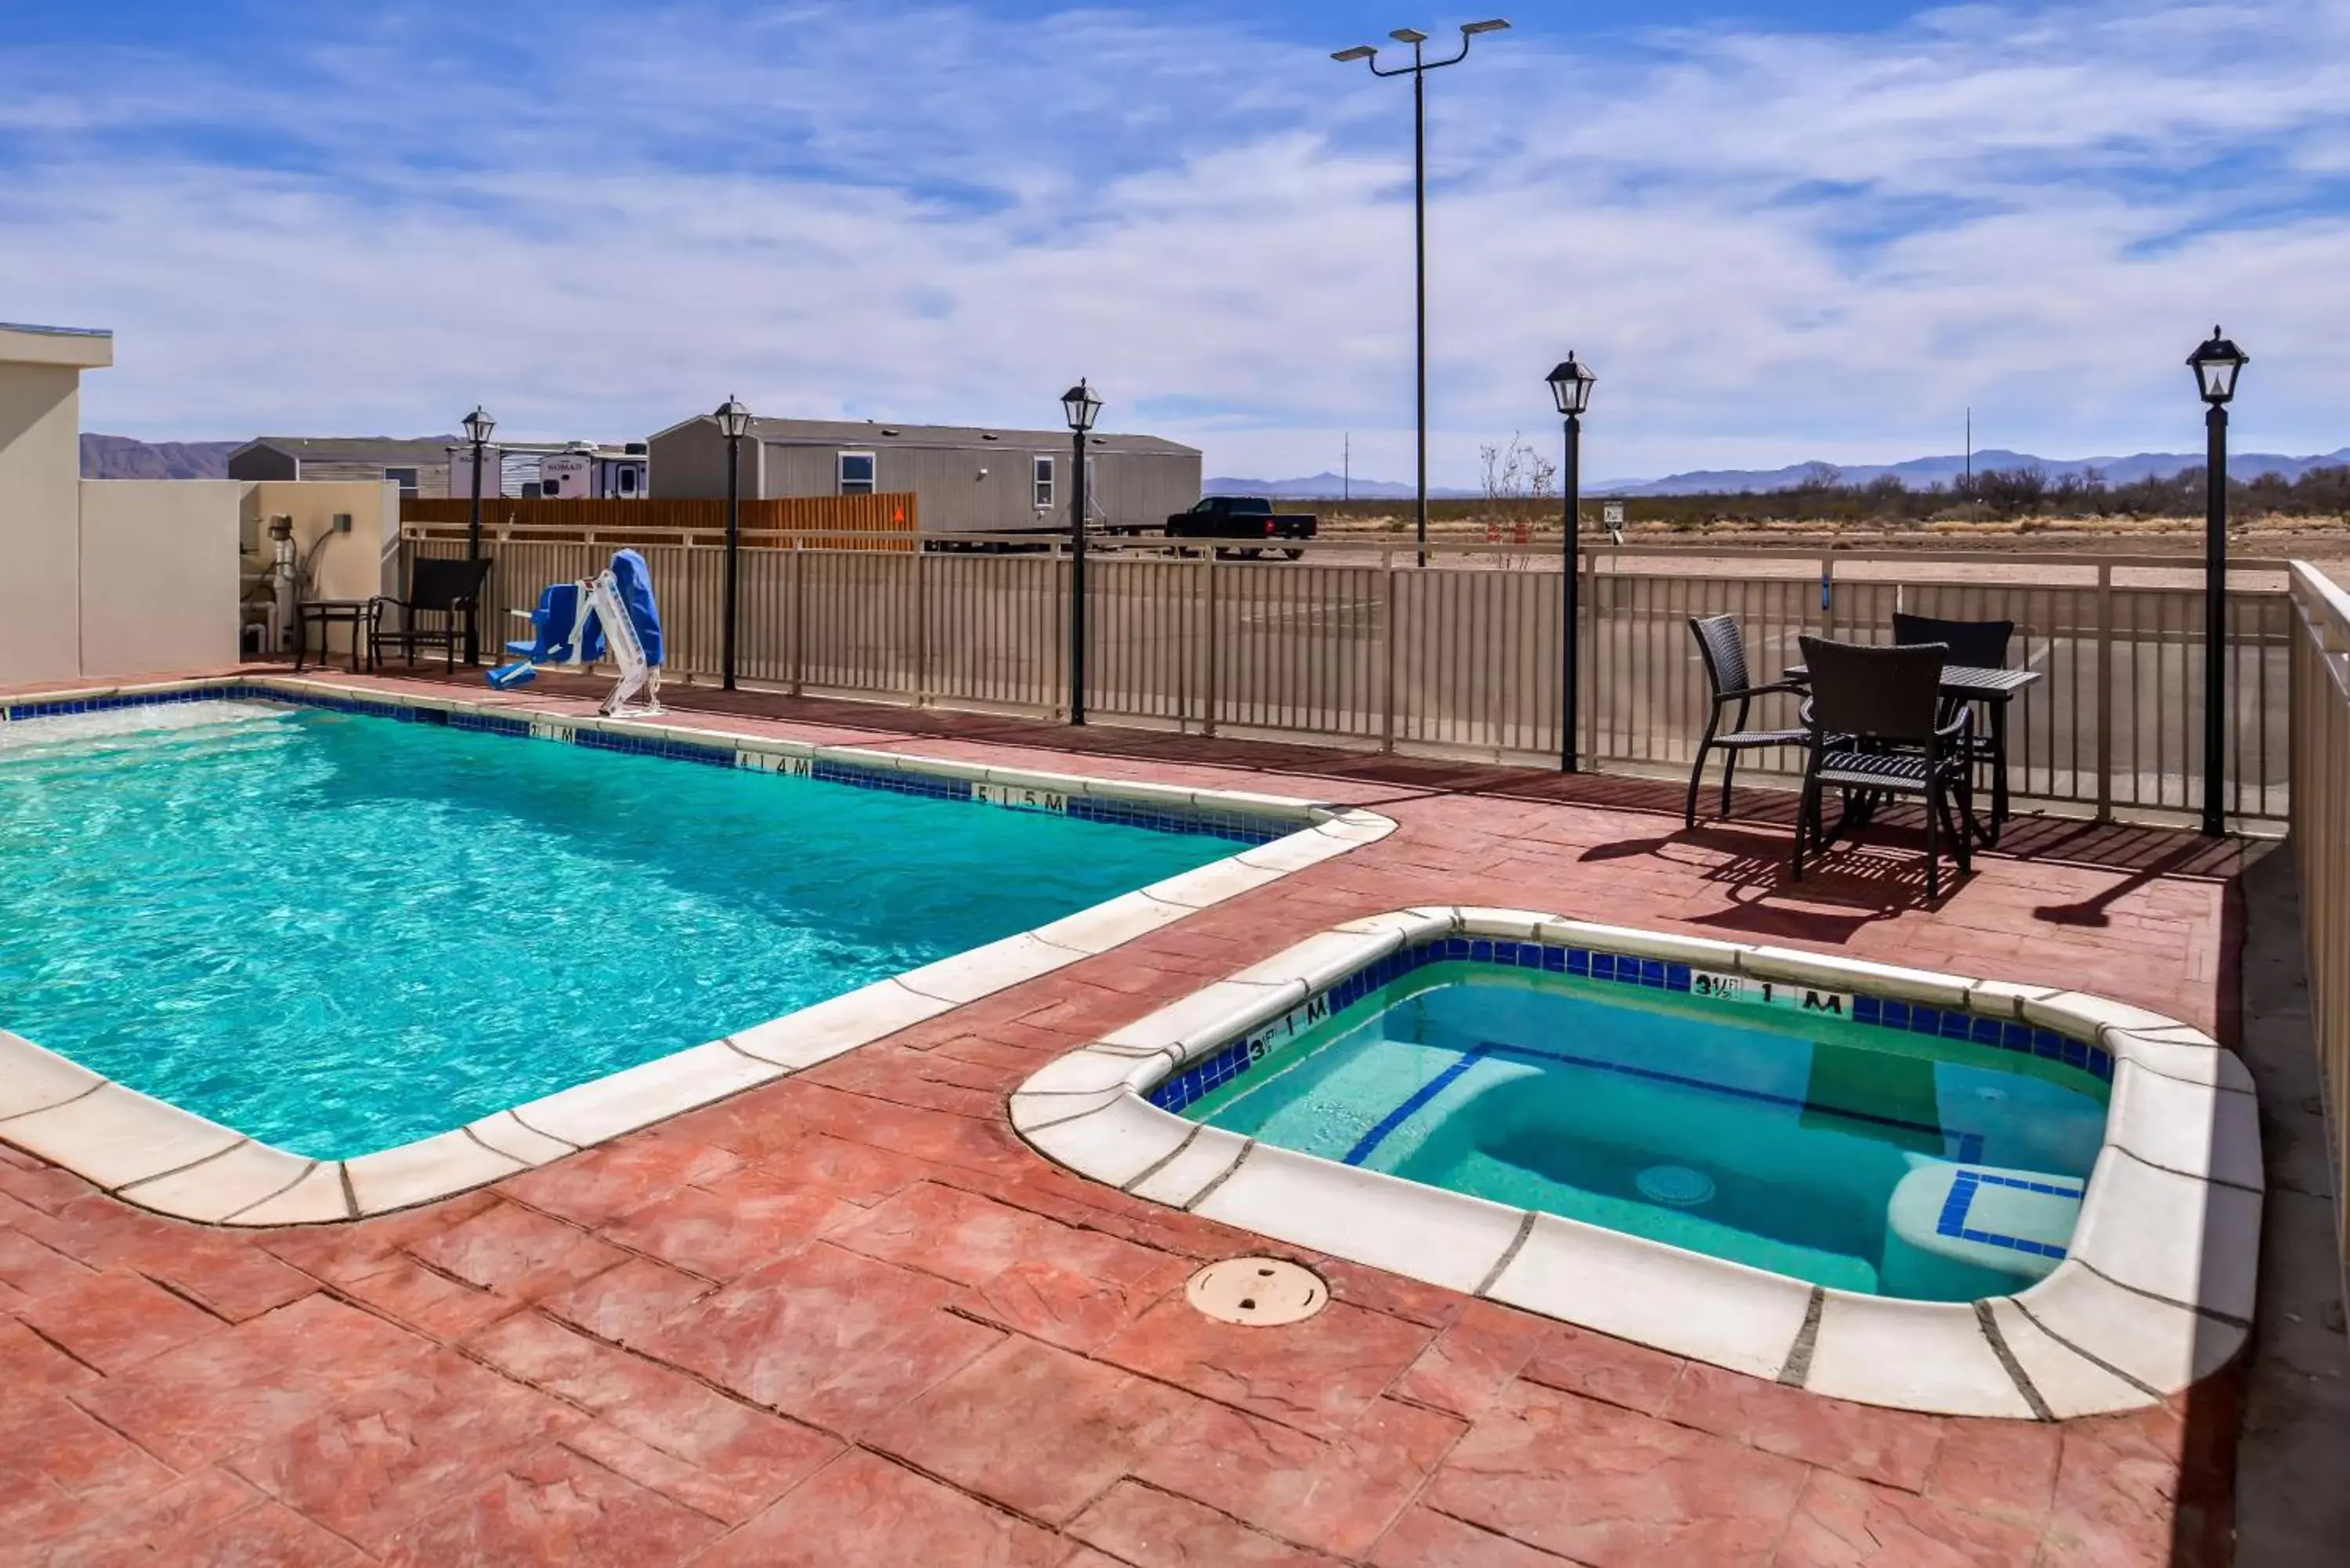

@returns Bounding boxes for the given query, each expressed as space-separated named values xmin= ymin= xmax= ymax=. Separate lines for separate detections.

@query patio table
xmin=1782 ymin=663 xmax=2041 ymax=846
xmin=294 ymin=598 xmax=378 ymax=674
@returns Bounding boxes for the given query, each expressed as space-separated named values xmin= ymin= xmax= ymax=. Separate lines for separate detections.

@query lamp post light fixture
xmin=461 ymin=404 xmax=496 ymax=665
xmin=1061 ymin=379 xmax=1104 ymax=725
xmin=714 ymin=396 xmax=754 ymax=692
xmin=1546 ymin=353 xmax=1596 ymax=772
xmin=2186 ymin=326 xmax=2248 ymax=838
xmin=1332 ymin=17 xmax=1513 ymax=568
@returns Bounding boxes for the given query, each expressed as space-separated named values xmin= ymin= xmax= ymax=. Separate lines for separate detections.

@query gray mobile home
xmin=646 ymin=415 xmax=1201 ymax=536
xmin=228 ymin=437 xmax=469 ymax=499
xmin=228 ymin=436 xmax=650 ymax=500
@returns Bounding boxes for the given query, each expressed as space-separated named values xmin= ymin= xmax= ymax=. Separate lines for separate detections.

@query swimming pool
xmin=0 ymin=676 xmax=1391 ymax=1222
xmin=1014 ymin=907 xmax=2263 ymax=1418
xmin=1166 ymin=964 xmax=2106 ymax=1302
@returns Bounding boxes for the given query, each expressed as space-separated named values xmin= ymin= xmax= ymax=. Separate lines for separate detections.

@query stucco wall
xmin=0 ymin=362 xmax=89 ymax=684
xmin=76 ymin=481 xmax=242 ymax=678
xmin=244 ymin=480 xmax=400 ymax=605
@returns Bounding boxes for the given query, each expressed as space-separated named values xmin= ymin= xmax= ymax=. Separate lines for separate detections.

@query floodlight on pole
xmin=1329 ymin=19 xmax=1513 ymax=567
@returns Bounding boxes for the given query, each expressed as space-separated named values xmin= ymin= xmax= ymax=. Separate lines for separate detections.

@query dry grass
xmin=1308 ymin=501 xmax=2348 ymax=561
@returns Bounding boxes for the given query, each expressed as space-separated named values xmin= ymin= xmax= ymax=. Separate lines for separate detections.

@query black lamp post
xmin=715 ymin=396 xmax=753 ymax=691
xmin=1546 ymin=353 xmax=1596 ymax=772
xmin=1061 ymin=379 xmax=1103 ymax=724
xmin=2186 ymin=326 xmax=2248 ymax=838
xmin=461 ymin=404 xmax=495 ymax=665
xmin=1332 ymin=18 xmax=1512 ymax=569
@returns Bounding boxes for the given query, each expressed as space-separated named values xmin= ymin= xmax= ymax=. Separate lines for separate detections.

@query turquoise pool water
xmin=1181 ymin=966 xmax=2110 ymax=1300
xmin=0 ymin=700 xmax=1237 ymax=1158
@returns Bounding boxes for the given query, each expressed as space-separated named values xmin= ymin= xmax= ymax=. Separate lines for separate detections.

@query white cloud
xmin=2 ymin=0 xmax=2345 ymax=482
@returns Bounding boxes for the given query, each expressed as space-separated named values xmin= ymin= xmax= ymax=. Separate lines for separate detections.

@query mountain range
xmin=1204 ymin=471 xmax=1482 ymax=500
xmin=1209 ymin=446 xmax=2350 ymax=500
xmin=83 ymin=433 xmax=2350 ymax=495
xmin=80 ymin=434 xmax=240 ymax=479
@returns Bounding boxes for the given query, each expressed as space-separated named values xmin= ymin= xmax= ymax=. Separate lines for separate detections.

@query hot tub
xmin=1012 ymin=908 xmax=2262 ymax=1418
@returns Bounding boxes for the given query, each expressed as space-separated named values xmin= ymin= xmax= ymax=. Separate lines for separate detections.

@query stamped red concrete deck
xmin=0 ymin=667 xmax=2245 ymax=1566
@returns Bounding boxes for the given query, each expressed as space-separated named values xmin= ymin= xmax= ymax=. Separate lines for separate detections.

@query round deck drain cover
xmin=1187 ymin=1257 xmax=1328 ymax=1326
xmin=1636 ymin=1164 xmax=1716 ymax=1207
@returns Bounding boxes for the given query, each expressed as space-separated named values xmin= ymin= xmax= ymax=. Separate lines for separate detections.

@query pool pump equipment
xmin=487 ymin=548 xmax=667 ymax=717
xmin=264 ymin=515 xmax=298 ymax=652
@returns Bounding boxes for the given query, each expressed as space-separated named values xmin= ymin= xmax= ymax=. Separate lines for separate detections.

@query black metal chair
xmin=1891 ymin=612 xmax=2013 ymax=673
xmin=371 ymin=556 xmax=494 ymax=671
xmin=1893 ymin=611 xmax=2016 ymax=838
xmin=1684 ymin=614 xmax=1807 ymax=828
xmin=1791 ymin=635 xmax=1975 ymax=901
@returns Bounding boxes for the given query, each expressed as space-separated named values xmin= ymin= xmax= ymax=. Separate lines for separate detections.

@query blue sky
xmin=4 ymin=0 xmax=2346 ymax=482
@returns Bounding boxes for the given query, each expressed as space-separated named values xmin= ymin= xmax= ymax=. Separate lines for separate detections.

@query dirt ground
xmin=1246 ymin=510 xmax=2350 ymax=587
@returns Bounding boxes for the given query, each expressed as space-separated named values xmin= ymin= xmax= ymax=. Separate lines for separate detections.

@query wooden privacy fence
xmin=2288 ymin=562 xmax=2350 ymax=1274
xmin=400 ymin=530 xmax=2295 ymax=822
xmin=400 ymin=493 xmax=918 ymax=550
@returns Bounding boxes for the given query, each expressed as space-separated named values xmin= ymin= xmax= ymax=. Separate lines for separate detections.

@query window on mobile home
xmin=837 ymin=451 xmax=876 ymax=496
xmin=1033 ymin=454 xmax=1055 ymax=510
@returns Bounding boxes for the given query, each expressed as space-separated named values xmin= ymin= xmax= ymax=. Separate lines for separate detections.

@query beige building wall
xmin=244 ymin=479 xmax=401 ymax=605
xmin=76 ymin=481 xmax=242 ymax=677
xmin=0 ymin=329 xmax=399 ymax=685
xmin=0 ymin=326 xmax=112 ymax=685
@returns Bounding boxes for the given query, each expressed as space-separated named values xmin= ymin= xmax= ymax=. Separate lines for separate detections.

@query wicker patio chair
xmin=1791 ymin=635 xmax=1975 ymax=901
xmin=1684 ymin=614 xmax=1807 ymax=828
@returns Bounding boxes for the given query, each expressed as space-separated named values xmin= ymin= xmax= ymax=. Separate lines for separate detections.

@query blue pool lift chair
xmin=486 ymin=549 xmax=666 ymax=717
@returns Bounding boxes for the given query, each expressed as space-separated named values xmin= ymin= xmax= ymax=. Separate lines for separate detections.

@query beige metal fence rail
xmin=2289 ymin=561 xmax=2350 ymax=1270
xmin=403 ymin=529 xmax=2291 ymax=821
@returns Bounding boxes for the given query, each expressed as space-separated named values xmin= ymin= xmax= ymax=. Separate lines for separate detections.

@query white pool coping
xmin=0 ymin=674 xmax=1394 ymax=1226
xmin=1011 ymin=905 xmax=2263 ymax=1418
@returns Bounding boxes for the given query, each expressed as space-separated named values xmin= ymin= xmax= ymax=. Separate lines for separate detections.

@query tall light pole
xmin=2186 ymin=327 xmax=2248 ymax=838
xmin=1333 ymin=19 xmax=1512 ymax=568
xmin=461 ymin=405 xmax=494 ymax=665
xmin=715 ymin=396 xmax=753 ymax=691
xmin=1546 ymin=354 xmax=1596 ymax=773
xmin=1061 ymin=379 xmax=1103 ymax=725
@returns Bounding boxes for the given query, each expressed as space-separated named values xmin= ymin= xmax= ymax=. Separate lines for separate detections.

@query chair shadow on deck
xmin=1560 ymin=818 xmax=1933 ymax=945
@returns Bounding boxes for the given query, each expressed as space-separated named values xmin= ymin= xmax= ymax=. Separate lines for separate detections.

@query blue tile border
xmin=0 ymin=681 xmax=1289 ymax=848
xmin=1933 ymin=1169 xmax=2082 ymax=1259
xmin=1343 ymin=1047 xmax=1488 ymax=1164
xmin=1146 ymin=934 xmax=2113 ymax=1116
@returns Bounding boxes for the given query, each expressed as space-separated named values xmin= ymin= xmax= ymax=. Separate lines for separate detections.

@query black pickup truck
xmin=1164 ymin=495 xmax=1317 ymax=559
